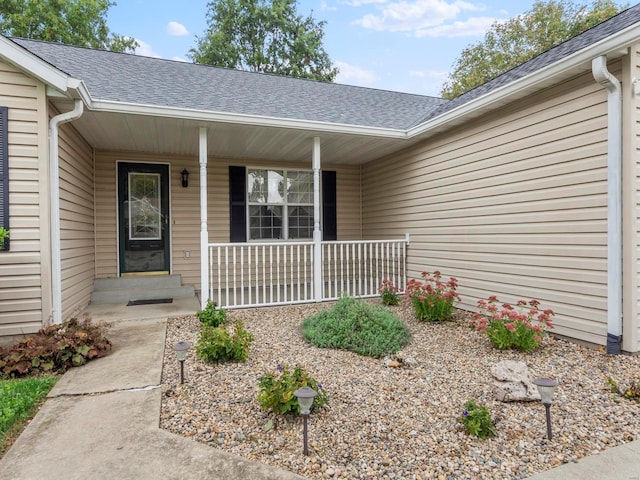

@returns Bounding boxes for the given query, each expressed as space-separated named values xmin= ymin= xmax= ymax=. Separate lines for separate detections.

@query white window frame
xmin=246 ymin=167 xmax=315 ymax=242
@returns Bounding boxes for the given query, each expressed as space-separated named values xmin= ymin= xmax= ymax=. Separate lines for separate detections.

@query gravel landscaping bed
xmin=160 ymin=301 xmax=640 ymax=480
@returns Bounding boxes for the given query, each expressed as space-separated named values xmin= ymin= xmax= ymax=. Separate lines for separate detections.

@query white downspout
xmin=592 ymin=56 xmax=623 ymax=354
xmin=49 ymin=99 xmax=84 ymax=324
xmin=199 ymin=127 xmax=209 ymax=309
xmin=312 ymin=137 xmax=322 ymax=302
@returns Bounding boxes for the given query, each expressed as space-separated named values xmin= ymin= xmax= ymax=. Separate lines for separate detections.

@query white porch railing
xmin=208 ymin=236 xmax=409 ymax=309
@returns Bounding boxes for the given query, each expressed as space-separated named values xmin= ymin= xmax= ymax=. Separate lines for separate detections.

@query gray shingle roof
xmin=10 ymin=3 xmax=640 ymax=131
xmin=12 ymin=37 xmax=446 ymax=130
xmin=414 ymin=3 xmax=640 ymax=126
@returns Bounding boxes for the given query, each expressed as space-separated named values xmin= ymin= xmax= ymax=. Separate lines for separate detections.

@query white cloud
xmin=134 ymin=39 xmax=161 ymax=58
xmin=167 ymin=21 xmax=189 ymax=36
xmin=355 ymin=0 xmax=479 ymax=32
xmin=415 ymin=15 xmax=499 ymax=37
xmin=335 ymin=61 xmax=377 ymax=86
xmin=320 ymin=1 xmax=337 ymax=10
xmin=172 ymin=56 xmax=189 ymax=62
xmin=343 ymin=0 xmax=388 ymax=6
xmin=409 ymin=69 xmax=448 ymax=79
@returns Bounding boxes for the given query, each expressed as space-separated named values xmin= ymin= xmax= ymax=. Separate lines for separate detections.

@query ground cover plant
xmin=301 ymin=296 xmax=410 ymax=357
xmin=473 ymin=297 xmax=555 ymax=352
xmin=0 ymin=318 xmax=112 ymax=377
xmin=405 ymin=270 xmax=460 ymax=321
xmin=0 ymin=376 xmax=58 ymax=456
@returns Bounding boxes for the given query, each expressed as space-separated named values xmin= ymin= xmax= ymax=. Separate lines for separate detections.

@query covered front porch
xmin=62 ymin=106 xmax=419 ymax=313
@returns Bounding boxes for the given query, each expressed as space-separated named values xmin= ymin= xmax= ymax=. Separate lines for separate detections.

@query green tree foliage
xmin=441 ymin=0 xmax=624 ymax=99
xmin=190 ymin=0 xmax=338 ymax=82
xmin=0 ymin=0 xmax=138 ymax=52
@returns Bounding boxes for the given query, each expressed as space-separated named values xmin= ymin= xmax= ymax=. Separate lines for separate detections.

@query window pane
xmin=288 ymin=205 xmax=313 ymax=239
xmin=248 ymin=169 xmax=284 ymax=203
xmin=287 ymin=171 xmax=313 ymax=204
xmin=249 ymin=205 xmax=283 ymax=240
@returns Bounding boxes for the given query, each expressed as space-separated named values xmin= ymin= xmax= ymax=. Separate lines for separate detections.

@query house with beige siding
xmin=1 ymin=5 xmax=640 ymax=352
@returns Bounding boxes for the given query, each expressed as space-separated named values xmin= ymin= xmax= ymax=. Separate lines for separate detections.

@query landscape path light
xmin=533 ymin=377 xmax=558 ymax=440
xmin=172 ymin=341 xmax=191 ymax=385
xmin=293 ymin=386 xmax=318 ymax=456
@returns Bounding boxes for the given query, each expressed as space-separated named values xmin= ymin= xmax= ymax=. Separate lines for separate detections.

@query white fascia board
xmin=407 ymin=24 xmax=640 ymax=139
xmin=0 ymin=37 xmax=71 ymax=94
xmin=88 ymin=99 xmax=408 ymax=139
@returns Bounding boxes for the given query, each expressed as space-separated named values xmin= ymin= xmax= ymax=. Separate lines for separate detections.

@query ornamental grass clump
xmin=473 ymin=296 xmax=555 ymax=352
xmin=460 ymin=400 xmax=495 ymax=439
xmin=258 ymin=363 xmax=328 ymax=416
xmin=405 ymin=271 xmax=460 ymax=321
xmin=302 ymin=296 xmax=410 ymax=358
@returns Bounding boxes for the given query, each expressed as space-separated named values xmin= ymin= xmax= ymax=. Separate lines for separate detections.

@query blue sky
xmin=107 ymin=0 xmax=539 ymax=97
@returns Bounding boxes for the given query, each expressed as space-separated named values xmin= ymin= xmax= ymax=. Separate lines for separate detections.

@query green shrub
xmin=196 ymin=321 xmax=253 ymax=363
xmin=196 ymin=300 xmax=227 ymax=328
xmin=473 ymin=297 xmax=555 ymax=352
xmin=301 ymin=296 xmax=410 ymax=358
xmin=460 ymin=400 xmax=495 ymax=439
xmin=0 ymin=318 xmax=112 ymax=378
xmin=1 ymin=376 xmax=58 ymax=445
xmin=405 ymin=271 xmax=460 ymax=322
xmin=0 ymin=226 xmax=8 ymax=250
xmin=258 ymin=363 xmax=328 ymax=415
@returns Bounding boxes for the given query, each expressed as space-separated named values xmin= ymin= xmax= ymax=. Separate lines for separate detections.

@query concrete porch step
xmin=91 ymin=275 xmax=196 ymax=305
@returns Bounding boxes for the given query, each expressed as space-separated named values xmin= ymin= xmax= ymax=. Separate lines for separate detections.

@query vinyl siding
xmin=94 ymin=151 xmax=361 ymax=290
xmin=0 ymin=60 xmax=49 ymax=336
xmin=626 ymin=45 xmax=640 ymax=352
xmin=56 ymin=107 xmax=94 ymax=320
xmin=362 ymin=71 xmax=610 ymax=346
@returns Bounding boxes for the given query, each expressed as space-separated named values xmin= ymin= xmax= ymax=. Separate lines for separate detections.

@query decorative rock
xmin=491 ymin=360 xmax=541 ymax=402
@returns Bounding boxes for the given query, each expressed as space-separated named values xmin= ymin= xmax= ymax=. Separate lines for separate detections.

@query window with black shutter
xmin=228 ymin=166 xmax=336 ymax=242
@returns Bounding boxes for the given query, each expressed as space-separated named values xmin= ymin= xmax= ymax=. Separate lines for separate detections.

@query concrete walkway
xmin=0 ymin=300 xmax=303 ymax=480
xmin=1 ymin=300 xmax=639 ymax=479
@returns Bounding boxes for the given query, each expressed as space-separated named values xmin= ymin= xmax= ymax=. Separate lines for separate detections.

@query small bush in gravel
xmin=301 ymin=296 xmax=410 ymax=357
xmin=607 ymin=376 xmax=640 ymax=402
xmin=460 ymin=400 xmax=495 ymax=439
xmin=405 ymin=271 xmax=460 ymax=321
xmin=0 ymin=318 xmax=111 ymax=378
xmin=473 ymin=297 xmax=555 ymax=352
xmin=379 ymin=279 xmax=400 ymax=305
xmin=196 ymin=321 xmax=253 ymax=363
xmin=196 ymin=300 xmax=227 ymax=328
xmin=258 ymin=363 xmax=328 ymax=415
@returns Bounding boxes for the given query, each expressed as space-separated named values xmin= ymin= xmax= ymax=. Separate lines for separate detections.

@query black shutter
xmin=229 ymin=166 xmax=247 ymax=242
xmin=322 ymin=170 xmax=337 ymax=241
xmin=0 ymin=106 xmax=8 ymax=251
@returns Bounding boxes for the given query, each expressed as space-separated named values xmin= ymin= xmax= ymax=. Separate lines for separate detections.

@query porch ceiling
xmin=61 ymin=105 xmax=418 ymax=165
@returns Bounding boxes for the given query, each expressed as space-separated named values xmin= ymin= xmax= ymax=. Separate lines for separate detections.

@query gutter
xmin=592 ymin=56 xmax=623 ymax=355
xmin=49 ymin=99 xmax=84 ymax=325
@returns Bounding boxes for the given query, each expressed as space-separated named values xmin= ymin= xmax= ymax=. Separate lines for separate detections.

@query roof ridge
xmin=11 ymin=36 xmax=444 ymax=100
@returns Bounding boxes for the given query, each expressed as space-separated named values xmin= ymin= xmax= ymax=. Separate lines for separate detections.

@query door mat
xmin=127 ymin=298 xmax=173 ymax=306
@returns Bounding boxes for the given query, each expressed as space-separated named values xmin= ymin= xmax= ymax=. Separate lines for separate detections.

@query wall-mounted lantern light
xmin=181 ymin=169 xmax=190 ymax=188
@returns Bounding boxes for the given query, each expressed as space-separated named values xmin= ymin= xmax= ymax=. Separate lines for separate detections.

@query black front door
xmin=118 ymin=163 xmax=170 ymax=275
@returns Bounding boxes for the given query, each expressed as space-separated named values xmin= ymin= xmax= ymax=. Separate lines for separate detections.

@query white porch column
xmin=312 ymin=137 xmax=322 ymax=302
xmin=199 ymin=127 xmax=209 ymax=309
